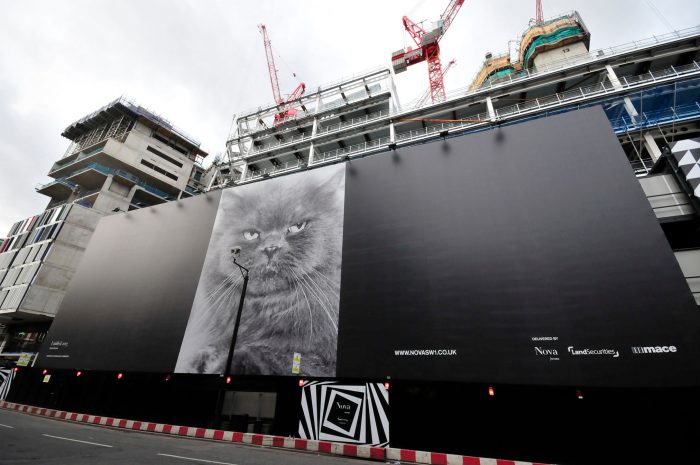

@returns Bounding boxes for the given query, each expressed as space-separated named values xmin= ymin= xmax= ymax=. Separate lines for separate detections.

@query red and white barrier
xmin=0 ymin=400 xmax=551 ymax=465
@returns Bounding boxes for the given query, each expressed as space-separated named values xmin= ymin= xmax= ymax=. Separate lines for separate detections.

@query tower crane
xmin=415 ymin=59 xmax=456 ymax=107
xmin=391 ymin=0 xmax=465 ymax=104
xmin=258 ymin=24 xmax=306 ymax=124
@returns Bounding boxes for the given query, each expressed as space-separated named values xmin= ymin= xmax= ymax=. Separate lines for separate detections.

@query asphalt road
xmin=0 ymin=408 xmax=370 ymax=465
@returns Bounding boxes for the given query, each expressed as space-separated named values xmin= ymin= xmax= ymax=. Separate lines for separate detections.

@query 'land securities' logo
xmin=631 ymin=345 xmax=677 ymax=354
xmin=48 ymin=340 xmax=68 ymax=350
xmin=568 ymin=346 xmax=619 ymax=358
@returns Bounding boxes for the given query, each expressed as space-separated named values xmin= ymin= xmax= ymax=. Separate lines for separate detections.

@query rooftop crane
xmin=258 ymin=24 xmax=306 ymax=124
xmin=415 ymin=59 xmax=456 ymax=107
xmin=391 ymin=0 xmax=465 ymax=104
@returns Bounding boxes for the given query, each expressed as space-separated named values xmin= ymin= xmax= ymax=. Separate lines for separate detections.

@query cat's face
xmin=216 ymin=168 xmax=344 ymax=297
xmin=233 ymin=203 xmax=326 ymax=294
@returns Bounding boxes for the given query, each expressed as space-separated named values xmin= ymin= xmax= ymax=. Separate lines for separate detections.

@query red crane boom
xmin=536 ymin=0 xmax=544 ymax=24
xmin=258 ymin=24 xmax=306 ymax=124
xmin=391 ymin=0 xmax=465 ymax=104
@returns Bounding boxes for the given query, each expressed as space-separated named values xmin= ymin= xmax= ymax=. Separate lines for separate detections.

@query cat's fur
xmin=175 ymin=165 xmax=345 ymax=376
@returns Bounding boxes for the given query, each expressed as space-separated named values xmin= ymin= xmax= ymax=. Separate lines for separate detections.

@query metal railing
xmin=63 ymin=162 xmax=175 ymax=201
xmin=244 ymin=159 xmax=305 ymax=182
xmin=312 ymin=63 xmax=699 ymax=168
xmin=459 ymin=25 xmax=700 ymax=105
xmin=235 ymin=58 xmax=700 ymax=183
xmin=35 ymin=178 xmax=78 ymax=193
xmin=247 ymin=109 xmax=391 ymax=157
xmin=235 ymin=66 xmax=390 ymax=120
xmin=50 ymin=138 xmax=115 ymax=174
xmin=313 ymin=137 xmax=391 ymax=165
xmin=317 ymin=109 xmax=389 ymax=135
xmin=612 ymin=101 xmax=700 ymax=134
xmin=65 ymin=96 xmax=201 ymax=148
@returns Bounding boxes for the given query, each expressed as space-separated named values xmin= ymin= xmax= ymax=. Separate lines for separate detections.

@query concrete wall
xmin=675 ymin=248 xmax=700 ymax=305
xmin=119 ymin=122 xmax=195 ymax=191
xmin=533 ymin=41 xmax=589 ymax=70
xmin=90 ymin=176 xmax=133 ymax=214
xmin=639 ymin=174 xmax=694 ymax=220
xmin=19 ymin=205 xmax=102 ymax=318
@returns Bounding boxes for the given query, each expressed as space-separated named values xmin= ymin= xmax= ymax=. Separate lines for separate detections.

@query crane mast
xmin=391 ymin=0 xmax=465 ymax=103
xmin=416 ymin=59 xmax=456 ymax=107
xmin=258 ymin=24 xmax=306 ymax=124
xmin=259 ymin=24 xmax=282 ymax=105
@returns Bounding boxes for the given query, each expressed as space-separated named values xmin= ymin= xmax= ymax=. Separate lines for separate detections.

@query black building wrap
xmin=336 ymin=106 xmax=700 ymax=386
xmin=40 ymin=107 xmax=700 ymax=386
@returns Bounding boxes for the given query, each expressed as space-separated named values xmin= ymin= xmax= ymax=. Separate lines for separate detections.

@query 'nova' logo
xmin=568 ymin=346 xmax=619 ymax=358
xmin=534 ymin=347 xmax=558 ymax=356
xmin=336 ymin=402 xmax=351 ymax=410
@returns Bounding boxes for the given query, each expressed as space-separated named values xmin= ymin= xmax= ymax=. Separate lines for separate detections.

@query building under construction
xmin=208 ymin=11 xmax=700 ymax=304
xmin=2 ymin=4 xmax=700 ymax=465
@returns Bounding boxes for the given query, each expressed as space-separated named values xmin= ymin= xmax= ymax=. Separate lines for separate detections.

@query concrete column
xmin=126 ymin=185 xmax=139 ymax=204
xmin=313 ymin=92 xmax=322 ymax=114
xmin=486 ymin=97 xmax=497 ymax=122
xmin=390 ymin=122 xmax=396 ymax=143
xmin=388 ymin=66 xmax=402 ymax=113
xmin=308 ymin=144 xmax=316 ymax=165
xmin=239 ymin=161 xmax=248 ymax=182
xmin=643 ymin=132 xmax=663 ymax=163
xmin=606 ymin=65 xmax=639 ymax=121
xmin=101 ymin=175 xmax=114 ymax=193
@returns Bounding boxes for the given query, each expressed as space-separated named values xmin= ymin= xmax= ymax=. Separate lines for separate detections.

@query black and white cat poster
xmin=175 ymin=164 xmax=346 ymax=377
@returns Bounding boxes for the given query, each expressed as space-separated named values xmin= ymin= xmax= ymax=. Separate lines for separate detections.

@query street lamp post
xmin=214 ymin=247 xmax=249 ymax=429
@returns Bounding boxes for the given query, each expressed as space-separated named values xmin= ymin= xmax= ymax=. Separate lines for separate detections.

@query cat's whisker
xmin=309 ymin=268 xmax=341 ymax=293
xmin=286 ymin=265 xmax=315 ymax=344
xmin=206 ymin=272 xmax=238 ymax=297
xmin=205 ymin=273 xmax=241 ymax=303
xmin=293 ymin=269 xmax=339 ymax=331
xmin=206 ymin=282 xmax=241 ymax=318
xmin=298 ymin=281 xmax=336 ymax=336
xmin=206 ymin=273 xmax=243 ymax=306
xmin=301 ymin=270 xmax=339 ymax=308
xmin=310 ymin=272 xmax=341 ymax=300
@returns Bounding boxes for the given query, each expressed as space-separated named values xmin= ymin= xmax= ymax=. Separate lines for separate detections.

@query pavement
xmin=0 ymin=408 xmax=368 ymax=465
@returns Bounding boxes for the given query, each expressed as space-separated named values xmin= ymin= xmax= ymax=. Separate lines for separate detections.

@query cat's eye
xmin=287 ymin=221 xmax=307 ymax=234
xmin=243 ymin=230 xmax=259 ymax=240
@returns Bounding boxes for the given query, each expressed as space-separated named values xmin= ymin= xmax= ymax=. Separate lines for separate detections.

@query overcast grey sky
xmin=1 ymin=0 xmax=699 ymax=235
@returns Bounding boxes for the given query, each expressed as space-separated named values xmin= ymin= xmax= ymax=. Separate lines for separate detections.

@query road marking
xmin=42 ymin=434 xmax=113 ymax=448
xmin=0 ymin=423 xmax=14 ymax=428
xmin=157 ymin=453 xmax=239 ymax=465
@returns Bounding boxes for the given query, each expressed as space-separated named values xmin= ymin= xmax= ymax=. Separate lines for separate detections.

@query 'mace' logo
xmin=631 ymin=345 xmax=677 ymax=354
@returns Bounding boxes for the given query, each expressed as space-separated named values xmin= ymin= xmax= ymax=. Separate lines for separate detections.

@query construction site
xmin=1 ymin=1 xmax=700 ymax=464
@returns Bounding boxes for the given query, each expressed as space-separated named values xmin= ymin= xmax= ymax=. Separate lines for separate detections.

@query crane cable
xmin=644 ymin=0 xmax=674 ymax=33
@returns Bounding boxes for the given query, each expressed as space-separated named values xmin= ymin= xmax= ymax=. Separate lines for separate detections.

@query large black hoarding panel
xmin=337 ymin=107 xmax=700 ymax=386
xmin=39 ymin=191 xmax=222 ymax=372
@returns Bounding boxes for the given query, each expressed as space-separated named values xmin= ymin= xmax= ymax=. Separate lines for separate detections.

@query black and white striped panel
xmin=0 ymin=368 xmax=14 ymax=400
xmin=298 ymin=381 xmax=389 ymax=446
xmin=671 ymin=138 xmax=700 ymax=197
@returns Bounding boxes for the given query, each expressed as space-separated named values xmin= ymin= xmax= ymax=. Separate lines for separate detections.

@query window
xmin=152 ymin=132 xmax=188 ymax=155
xmin=147 ymin=146 xmax=184 ymax=168
xmin=140 ymin=160 xmax=179 ymax=181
